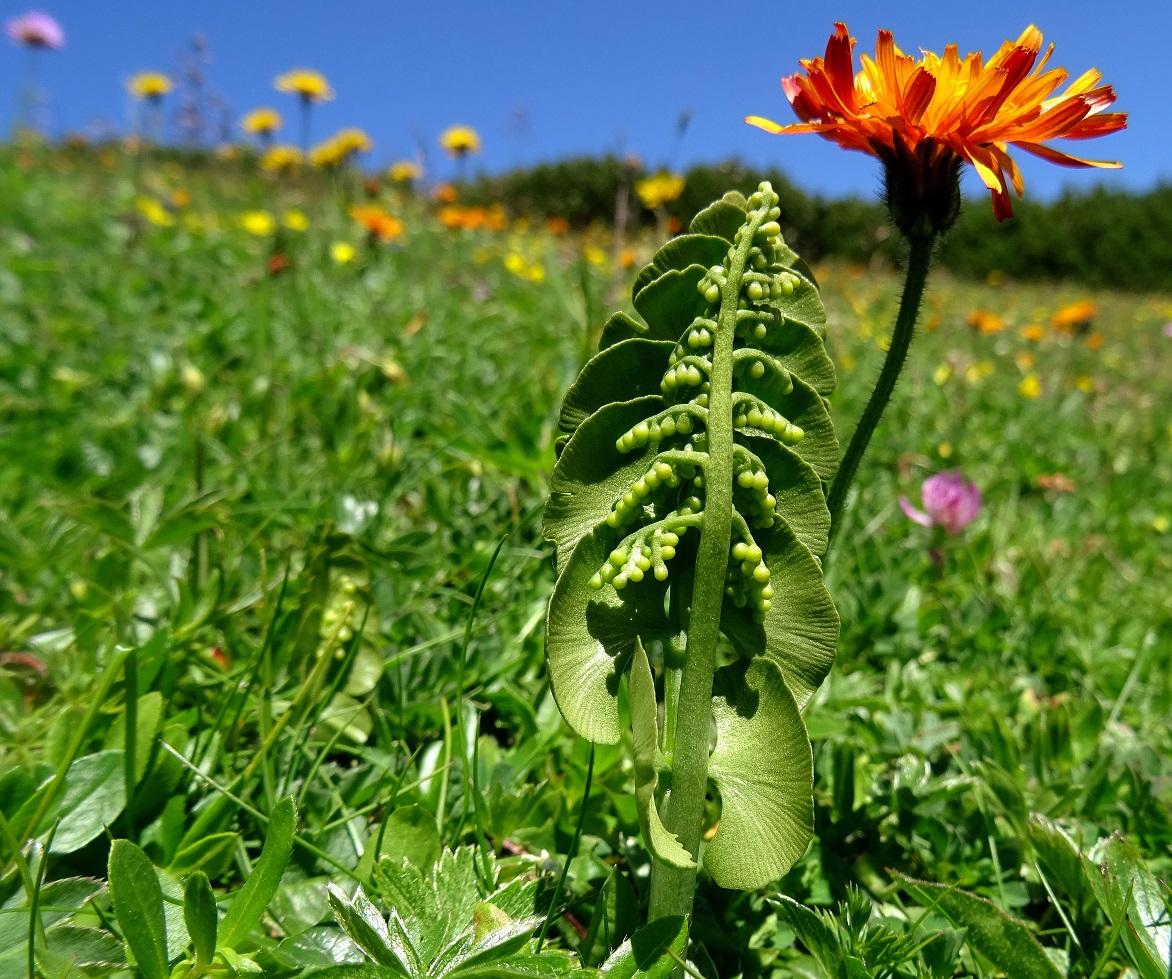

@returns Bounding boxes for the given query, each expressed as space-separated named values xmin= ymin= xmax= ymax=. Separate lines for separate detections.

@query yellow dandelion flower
xmin=283 ymin=209 xmax=309 ymax=232
xmin=135 ymin=196 xmax=173 ymax=227
xmin=1022 ymin=324 xmax=1045 ymax=341
xmin=933 ymin=363 xmax=952 ymax=385
xmin=240 ymin=211 xmax=275 ymax=236
xmin=260 ymin=145 xmax=304 ymax=174
xmin=1153 ymin=516 xmax=1170 ymax=535
xmin=274 ymin=69 xmax=333 ymax=103
xmin=439 ymin=125 xmax=481 ymax=157
xmin=937 ymin=441 xmax=953 ymax=459
xmin=583 ymin=245 xmax=607 ymax=266
xmin=636 ymin=172 xmax=686 ymax=210
xmin=1075 ymin=374 xmax=1095 ymax=393
xmin=242 ymin=107 xmax=283 ymax=136
xmin=1019 ymin=372 xmax=1042 ymax=398
xmin=388 ymin=160 xmax=423 ymax=183
xmin=128 ymin=72 xmax=173 ymax=100
xmin=330 ymin=241 xmax=356 ymax=264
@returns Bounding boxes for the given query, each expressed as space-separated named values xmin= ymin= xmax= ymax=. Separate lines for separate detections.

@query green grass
xmin=1 ymin=147 xmax=1170 ymax=979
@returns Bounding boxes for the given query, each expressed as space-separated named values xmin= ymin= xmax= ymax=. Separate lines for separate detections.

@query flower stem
xmin=826 ymin=232 xmax=935 ymax=541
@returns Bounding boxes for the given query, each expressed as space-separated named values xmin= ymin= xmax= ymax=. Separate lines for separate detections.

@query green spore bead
xmin=660 ymin=545 xmax=676 ymax=560
xmin=760 ymin=584 xmax=775 ymax=600
xmin=613 ymin=573 xmax=628 ymax=590
xmin=746 ymin=544 xmax=762 ymax=563
xmin=704 ymin=284 xmax=720 ymax=303
xmin=660 ymin=416 xmax=677 ymax=436
xmin=754 ymin=323 xmax=768 ymax=340
xmin=783 ymin=424 xmax=805 ymax=444
xmin=732 ymin=542 xmax=749 ymax=560
xmin=589 ymin=573 xmax=603 ymax=589
xmin=747 ymin=407 xmax=763 ymax=427
xmin=735 ymin=414 xmax=748 ymax=428
xmin=752 ymin=563 xmax=770 ymax=583
xmin=677 ymin=414 xmax=693 ymax=434
xmin=656 ymin=462 xmax=673 ymax=480
xmin=688 ymin=330 xmax=702 ymax=349
xmin=747 ymin=282 xmax=764 ymax=301
xmin=737 ymin=470 xmax=754 ymax=489
xmin=750 ymin=360 xmax=765 ymax=379
xmin=780 ymin=275 xmax=795 ymax=297
xmin=693 ymin=474 xmax=705 ymax=489
xmin=753 ymin=471 xmax=769 ymax=490
xmin=654 ymin=564 xmax=669 ymax=581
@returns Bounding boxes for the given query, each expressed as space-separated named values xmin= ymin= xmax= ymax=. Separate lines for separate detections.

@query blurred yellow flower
xmin=183 ymin=212 xmax=204 ymax=234
xmin=964 ymin=360 xmax=995 ymax=385
xmin=1019 ymin=373 xmax=1042 ymax=398
xmin=128 ymin=72 xmax=173 ymax=100
xmin=242 ymin=107 xmax=283 ymax=136
xmin=350 ymin=205 xmax=404 ymax=242
xmin=274 ymin=69 xmax=333 ymax=102
xmin=135 ymin=196 xmax=173 ymax=227
xmin=330 ymin=241 xmax=356 ymax=264
xmin=583 ymin=245 xmax=607 ymax=266
xmin=283 ymin=209 xmax=309 ymax=232
xmin=240 ymin=211 xmax=275 ymax=236
xmin=966 ymin=309 xmax=1005 ymax=335
xmin=1075 ymin=374 xmax=1095 ymax=393
xmin=1153 ymin=516 xmax=1170 ymax=535
xmin=504 ymin=253 xmax=545 ymax=283
xmin=1022 ymin=324 xmax=1045 ymax=341
xmin=215 ymin=143 xmax=240 ymax=161
xmin=933 ymin=363 xmax=952 ymax=385
xmin=636 ymin=172 xmax=685 ymax=210
xmin=260 ymin=145 xmax=304 ymax=174
xmin=333 ymin=127 xmax=372 ymax=155
xmin=937 ymin=442 xmax=953 ymax=459
xmin=1051 ymin=300 xmax=1097 ymax=334
xmin=388 ymin=160 xmax=423 ymax=183
xmin=439 ymin=125 xmax=481 ymax=157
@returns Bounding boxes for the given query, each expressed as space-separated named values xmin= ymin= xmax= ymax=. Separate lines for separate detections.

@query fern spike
xmin=544 ymin=182 xmax=840 ymax=927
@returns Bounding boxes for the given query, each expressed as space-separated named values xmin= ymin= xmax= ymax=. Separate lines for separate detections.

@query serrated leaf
xmin=183 ymin=871 xmax=218 ymax=966
xmin=218 ymin=796 xmax=296 ymax=948
xmin=325 ymin=884 xmax=409 ymax=973
xmin=897 ymin=875 xmax=1064 ymax=979
xmin=602 ymin=915 xmax=688 ymax=979
xmin=769 ymin=897 xmax=843 ymax=977
xmin=705 ymin=659 xmax=814 ymax=889
xmin=631 ymin=266 xmax=708 ymax=339
xmin=630 ymin=639 xmax=693 ymax=870
xmin=108 ymin=840 xmax=169 ymax=979
xmin=632 ymin=235 xmax=731 ymax=297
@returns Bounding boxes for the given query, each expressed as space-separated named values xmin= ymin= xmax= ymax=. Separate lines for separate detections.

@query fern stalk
xmin=648 ymin=202 xmax=765 ymax=919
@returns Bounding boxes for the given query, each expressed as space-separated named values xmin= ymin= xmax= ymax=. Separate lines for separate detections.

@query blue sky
xmin=2 ymin=0 xmax=1161 ymax=201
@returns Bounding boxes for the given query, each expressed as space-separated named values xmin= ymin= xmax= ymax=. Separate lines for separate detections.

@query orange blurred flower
xmin=350 ymin=205 xmax=404 ymax=242
xmin=619 ymin=248 xmax=638 ymax=269
xmin=1037 ymin=472 xmax=1077 ymax=492
xmin=966 ymin=309 xmax=1005 ymax=335
xmin=1051 ymin=300 xmax=1097 ymax=334
xmin=437 ymin=205 xmax=506 ymax=232
xmin=547 ymin=217 xmax=570 ymax=235
xmin=433 ymin=183 xmax=458 ymax=204
xmin=1086 ymin=332 xmax=1104 ymax=350
xmin=1022 ymin=324 xmax=1045 ymax=341
xmin=748 ymin=23 xmax=1126 ymax=228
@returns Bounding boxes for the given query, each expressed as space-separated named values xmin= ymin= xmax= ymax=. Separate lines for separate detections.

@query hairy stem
xmin=648 ymin=208 xmax=763 ymax=921
xmin=826 ymin=232 xmax=935 ymax=541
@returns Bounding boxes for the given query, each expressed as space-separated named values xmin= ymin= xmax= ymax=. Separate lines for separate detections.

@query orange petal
xmin=1015 ymin=141 xmax=1122 ymax=168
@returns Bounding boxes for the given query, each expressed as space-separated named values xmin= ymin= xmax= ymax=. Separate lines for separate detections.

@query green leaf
xmin=1085 ymin=833 xmax=1172 ymax=979
xmin=598 ymin=311 xmax=649 ymax=351
xmin=630 ymin=640 xmax=693 ymax=870
xmin=42 ymin=924 xmax=124 ymax=968
xmin=557 ymin=342 xmax=672 ymax=440
xmin=580 ymin=868 xmax=638 ymax=967
xmin=51 ymin=750 xmax=127 ymax=854
xmin=379 ymin=805 xmax=442 ymax=872
xmin=631 ymin=265 xmax=709 ymax=339
xmin=1027 ymin=813 xmax=1085 ymax=900
xmin=183 ymin=871 xmax=218 ymax=966
xmin=218 ymin=796 xmax=296 ymax=948
xmin=108 ymin=840 xmax=170 ymax=979
xmin=602 ymin=915 xmax=688 ymax=979
xmin=632 ymin=235 xmax=731 ymax=298
xmin=325 ymin=884 xmax=410 ymax=973
xmin=169 ymin=831 xmax=241 ymax=876
xmin=897 ymin=875 xmax=1064 ymax=979
xmin=769 ymin=897 xmax=844 ymax=978
xmin=704 ymin=659 xmax=814 ymax=889
xmin=688 ymin=198 xmax=745 ymax=242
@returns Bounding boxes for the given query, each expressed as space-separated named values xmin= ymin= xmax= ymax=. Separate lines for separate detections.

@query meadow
xmin=1 ymin=145 xmax=1170 ymax=979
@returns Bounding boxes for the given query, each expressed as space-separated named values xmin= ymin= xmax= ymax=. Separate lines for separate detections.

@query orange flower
xmin=1022 ymin=324 xmax=1045 ymax=341
xmin=1051 ymin=300 xmax=1097 ymax=334
xmin=433 ymin=183 xmax=458 ymax=204
xmin=966 ymin=309 xmax=1005 ymax=335
xmin=547 ymin=217 xmax=570 ymax=235
xmin=747 ymin=24 xmax=1126 ymax=228
xmin=1086 ymin=332 xmax=1104 ymax=350
xmin=349 ymin=205 xmax=404 ymax=242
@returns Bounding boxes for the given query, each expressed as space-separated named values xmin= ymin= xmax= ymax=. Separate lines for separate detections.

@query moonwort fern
xmin=544 ymin=182 xmax=840 ymax=922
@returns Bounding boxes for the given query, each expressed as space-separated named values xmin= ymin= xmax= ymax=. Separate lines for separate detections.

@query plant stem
xmin=826 ymin=232 xmax=935 ymax=541
xmin=648 ymin=207 xmax=762 ymax=922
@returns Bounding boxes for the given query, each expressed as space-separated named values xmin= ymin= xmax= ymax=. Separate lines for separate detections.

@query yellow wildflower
xmin=135 ymin=196 xmax=173 ymax=227
xmin=1153 ymin=516 xmax=1170 ymax=535
xmin=636 ymin=172 xmax=686 ymax=210
xmin=1075 ymin=375 xmax=1095 ymax=393
xmin=933 ymin=363 xmax=952 ymax=386
xmin=274 ymin=69 xmax=333 ymax=102
xmin=283 ymin=209 xmax=309 ymax=232
xmin=128 ymin=72 xmax=172 ymax=100
xmin=1022 ymin=324 xmax=1045 ymax=341
xmin=937 ymin=442 xmax=953 ymax=459
xmin=240 ymin=211 xmax=275 ymax=236
xmin=242 ymin=107 xmax=282 ymax=137
xmin=260 ymin=145 xmax=303 ymax=174
xmin=388 ymin=160 xmax=423 ymax=183
xmin=439 ymin=125 xmax=481 ymax=157
xmin=330 ymin=242 xmax=356 ymax=264
xmin=1019 ymin=373 xmax=1042 ymax=399
xmin=583 ymin=245 xmax=607 ymax=266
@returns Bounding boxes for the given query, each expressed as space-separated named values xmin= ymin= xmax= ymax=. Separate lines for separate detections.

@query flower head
xmin=388 ymin=160 xmax=423 ymax=183
xmin=260 ymin=144 xmax=303 ymax=175
xmin=275 ymin=69 xmax=333 ymax=102
xmin=1050 ymin=300 xmax=1096 ymax=334
xmin=349 ymin=205 xmax=404 ymax=242
xmin=748 ymin=24 xmax=1126 ymax=229
xmin=128 ymin=72 xmax=173 ymax=100
xmin=900 ymin=471 xmax=981 ymax=535
xmin=309 ymin=129 xmax=371 ymax=170
xmin=240 ymin=211 xmax=275 ymax=236
xmin=283 ymin=209 xmax=309 ymax=232
xmin=330 ymin=241 xmax=356 ymax=264
xmin=242 ymin=107 xmax=282 ymax=137
xmin=439 ymin=125 xmax=481 ymax=157
xmin=966 ymin=309 xmax=1005 ymax=335
xmin=6 ymin=11 xmax=63 ymax=48
xmin=636 ymin=172 xmax=686 ymax=211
